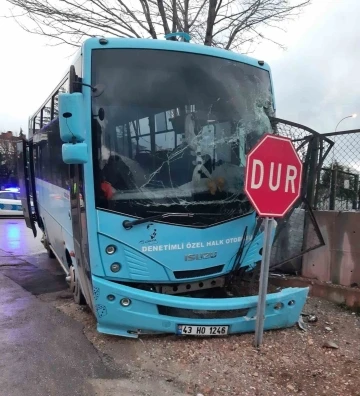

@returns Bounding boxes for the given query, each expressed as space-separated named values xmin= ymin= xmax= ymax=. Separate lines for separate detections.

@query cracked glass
xmin=91 ymin=49 xmax=274 ymax=226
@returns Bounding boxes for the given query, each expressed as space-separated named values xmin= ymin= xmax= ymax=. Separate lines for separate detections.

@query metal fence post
xmin=353 ymin=175 xmax=359 ymax=210
xmin=306 ymin=136 xmax=319 ymax=209
xmin=330 ymin=168 xmax=338 ymax=210
xmin=314 ymin=138 xmax=323 ymax=210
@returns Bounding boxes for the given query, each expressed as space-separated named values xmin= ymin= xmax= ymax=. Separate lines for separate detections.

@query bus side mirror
xmin=59 ymin=93 xmax=85 ymax=142
xmin=62 ymin=142 xmax=88 ymax=164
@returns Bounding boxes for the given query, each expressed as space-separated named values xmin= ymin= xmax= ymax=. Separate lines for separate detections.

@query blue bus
xmin=18 ymin=35 xmax=308 ymax=337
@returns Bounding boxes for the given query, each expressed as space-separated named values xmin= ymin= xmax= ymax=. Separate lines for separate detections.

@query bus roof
xmin=82 ymin=36 xmax=270 ymax=72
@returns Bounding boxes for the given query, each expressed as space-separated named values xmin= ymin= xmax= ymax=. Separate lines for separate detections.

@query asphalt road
xmin=0 ymin=218 xmax=125 ymax=396
xmin=0 ymin=218 xmax=189 ymax=396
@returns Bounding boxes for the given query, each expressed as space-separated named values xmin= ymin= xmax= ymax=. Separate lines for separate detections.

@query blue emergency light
xmin=5 ymin=187 xmax=20 ymax=192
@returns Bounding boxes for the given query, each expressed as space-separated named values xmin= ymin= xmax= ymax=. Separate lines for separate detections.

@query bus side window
xmin=29 ymin=119 xmax=34 ymax=138
xmin=43 ymin=99 xmax=52 ymax=126
xmin=40 ymin=108 xmax=44 ymax=129
xmin=53 ymin=92 xmax=59 ymax=119
xmin=34 ymin=114 xmax=41 ymax=134
xmin=53 ymin=80 xmax=69 ymax=120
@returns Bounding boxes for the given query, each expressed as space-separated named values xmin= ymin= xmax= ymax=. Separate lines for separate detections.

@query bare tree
xmin=0 ymin=132 xmax=17 ymax=160
xmin=0 ymin=131 xmax=21 ymax=185
xmin=4 ymin=0 xmax=310 ymax=52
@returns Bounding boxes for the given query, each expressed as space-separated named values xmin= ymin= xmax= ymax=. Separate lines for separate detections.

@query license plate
xmin=177 ymin=325 xmax=228 ymax=336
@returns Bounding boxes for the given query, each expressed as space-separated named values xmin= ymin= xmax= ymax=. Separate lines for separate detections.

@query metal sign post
xmin=254 ymin=217 xmax=274 ymax=347
xmin=244 ymin=134 xmax=303 ymax=347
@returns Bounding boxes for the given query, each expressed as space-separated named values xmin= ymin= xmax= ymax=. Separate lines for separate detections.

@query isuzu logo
xmin=184 ymin=252 xmax=217 ymax=261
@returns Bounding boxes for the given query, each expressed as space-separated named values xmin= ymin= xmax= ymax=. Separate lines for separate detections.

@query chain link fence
xmin=235 ymin=123 xmax=360 ymax=277
xmin=314 ymin=129 xmax=360 ymax=211
xmin=238 ymin=118 xmax=331 ymax=275
xmin=268 ymin=119 xmax=332 ymax=272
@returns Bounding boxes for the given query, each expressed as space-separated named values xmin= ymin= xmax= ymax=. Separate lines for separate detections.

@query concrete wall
xmin=302 ymin=211 xmax=360 ymax=286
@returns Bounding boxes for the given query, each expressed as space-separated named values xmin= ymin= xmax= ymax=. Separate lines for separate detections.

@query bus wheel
xmin=42 ymin=233 xmax=55 ymax=259
xmin=69 ymin=265 xmax=86 ymax=305
xmin=47 ymin=246 xmax=56 ymax=259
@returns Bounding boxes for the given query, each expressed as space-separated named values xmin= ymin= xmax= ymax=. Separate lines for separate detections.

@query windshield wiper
xmin=123 ymin=213 xmax=195 ymax=229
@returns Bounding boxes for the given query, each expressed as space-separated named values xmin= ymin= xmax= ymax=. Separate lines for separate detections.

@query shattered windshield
xmin=91 ymin=48 xmax=274 ymax=226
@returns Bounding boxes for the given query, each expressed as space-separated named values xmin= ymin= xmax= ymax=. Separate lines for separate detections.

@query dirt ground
xmin=42 ymin=293 xmax=360 ymax=396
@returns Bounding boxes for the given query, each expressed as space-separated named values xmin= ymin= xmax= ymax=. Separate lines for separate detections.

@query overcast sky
xmin=0 ymin=0 xmax=359 ymax=135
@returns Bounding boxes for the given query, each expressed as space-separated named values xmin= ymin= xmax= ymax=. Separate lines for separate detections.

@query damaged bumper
xmin=92 ymin=275 xmax=309 ymax=338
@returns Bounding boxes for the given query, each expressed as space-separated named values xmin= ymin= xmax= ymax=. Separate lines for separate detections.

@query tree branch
xmin=204 ymin=0 xmax=217 ymax=46
xmin=139 ymin=0 xmax=158 ymax=38
xmin=188 ymin=0 xmax=207 ymax=29
xmin=157 ymin=0 xmax=171 ymax=34
xmin=3 ymin=0 xmax=311 ymax=52
xmin=183 ymin=0 xmax=189 ymax=31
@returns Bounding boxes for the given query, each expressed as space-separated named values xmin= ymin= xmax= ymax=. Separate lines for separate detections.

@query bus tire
xmin=69 ymin=265 xmax=86 ymax=305
xmin=48 ymin=247 xmax=56 ymax=259
xmin=42 ymin=233 xmax=55 ymax=259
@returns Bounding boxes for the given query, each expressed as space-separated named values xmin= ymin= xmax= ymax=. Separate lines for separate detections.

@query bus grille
xmin=157 ymin=306 xmax=248 ymax=319
xmin=173 ymin=265 xmax=224 ymax=279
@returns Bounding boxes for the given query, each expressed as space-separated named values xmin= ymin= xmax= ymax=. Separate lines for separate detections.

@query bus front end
xmin=62 ymin=38 xmax=308 ymax=337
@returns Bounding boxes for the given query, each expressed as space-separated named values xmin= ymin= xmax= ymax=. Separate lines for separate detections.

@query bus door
xmin=17 ymin=139 xmax=37 ymax=237
xmin=69 ymin=164 xmax=95 ymax=311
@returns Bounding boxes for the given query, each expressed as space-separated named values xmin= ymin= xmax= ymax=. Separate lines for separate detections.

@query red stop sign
xmin=244 ymin=134 xmax=303 ymax=218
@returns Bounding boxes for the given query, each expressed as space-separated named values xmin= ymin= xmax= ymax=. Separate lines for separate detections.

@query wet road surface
xmin=0 ymin=219 xmax=66 ymax=295
xmin=0 ymin=218 xmax=190 ymax=396
xmin=0 ymin=218 xmax=125 ymax=396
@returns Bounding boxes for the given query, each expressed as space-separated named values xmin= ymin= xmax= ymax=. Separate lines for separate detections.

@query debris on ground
xmin=301 ymin=313 xmax=318 ymax=323
xmin=322 ymin=340 xmax=339 ymax=349
xmin=49 ymin=294 xmax=360 ymax=396
xmin=297 ymin=315 xmax=307 ymax=331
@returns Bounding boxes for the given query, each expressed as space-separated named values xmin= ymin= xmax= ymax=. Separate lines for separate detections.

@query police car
xmin=0 ymin=188 xmax=27 ymax=216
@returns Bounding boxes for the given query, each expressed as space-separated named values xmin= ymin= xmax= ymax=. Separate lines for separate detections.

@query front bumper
xmin=92 ymin=276 xmax=309 ymax=338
